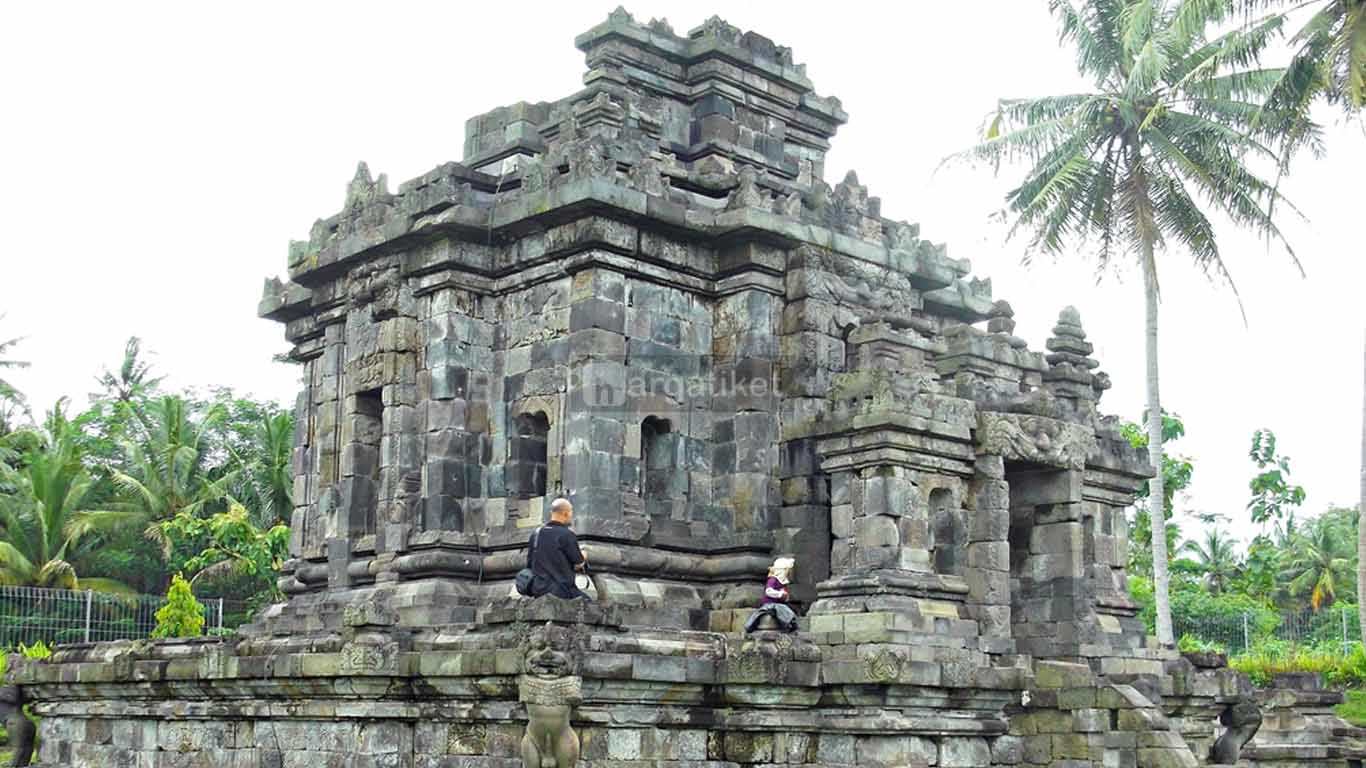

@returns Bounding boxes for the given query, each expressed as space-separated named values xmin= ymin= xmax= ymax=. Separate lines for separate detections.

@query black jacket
xmin=526 ymin=521 xmax=586 ymax=599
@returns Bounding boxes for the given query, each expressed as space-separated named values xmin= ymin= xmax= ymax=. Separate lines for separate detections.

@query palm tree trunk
xmin=1358 ymin=333 xmax=1365 ymax=643
xmin=1143 ymin=241 xmax=1174 ymax=647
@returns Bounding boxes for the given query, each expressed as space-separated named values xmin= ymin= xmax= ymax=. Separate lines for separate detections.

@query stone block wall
xmin=32 ymin=9 xmax=1366 ymax=768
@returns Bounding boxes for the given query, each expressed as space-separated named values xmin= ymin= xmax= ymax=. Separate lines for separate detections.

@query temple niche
xmin=11 ymin=9 xmax=1366 ymax=768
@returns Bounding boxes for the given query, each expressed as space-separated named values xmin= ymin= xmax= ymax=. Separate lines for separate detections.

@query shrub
xmin=1178 ymin=633 xmax=1227 ymax=655
xmin=1130 ymin=577 xmax=1282 ymax=654
xmin=152 ymin=574 xmax=204 ymax=639
xmin=17 ymin=641 xmax=51 ymax=661
xmin=1231 ymin=641 xmax=1366 ymax=688
xmin=1339 ymin=690 xmax=1366 ymax=727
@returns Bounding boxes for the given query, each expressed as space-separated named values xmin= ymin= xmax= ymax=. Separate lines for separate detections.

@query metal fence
xmin=0 ymin=585 xmax=250 ymax=647
xmin=1173 ymin=605 xmax=1361 ymax=656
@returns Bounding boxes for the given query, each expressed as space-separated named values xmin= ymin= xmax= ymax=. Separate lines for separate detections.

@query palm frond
xmin=73 ymin=576 xmax=139 ymax=597
xmin=34 ymin=558 xmax=78 ymax=590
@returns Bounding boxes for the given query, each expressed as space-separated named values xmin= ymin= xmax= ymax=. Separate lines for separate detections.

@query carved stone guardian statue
xmin=519 ymin=623 xmax=581 ymax=768
xmin=1210 ymin=698 xmax=1262 ymax=764
xmin=0 ymin=685 xmax=35 ymax=767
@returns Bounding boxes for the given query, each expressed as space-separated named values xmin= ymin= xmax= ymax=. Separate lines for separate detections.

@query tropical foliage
xmin=958 ymin=0 xmax=1304 ymax=646
xmin=1279 ymin=507 xmax=1358 ymax=610
xmin=1183 ymin=528 xmax=1242 ymax=594
xmin=0 ymin=317 xmax=29 ymax=436
xmin=157 ymin=503 xmax=290 ymax=608
xmin=1254 ymin=0 xmax=1366 ymax=115
xmin=0 ymin=405 xmax=138 ymax=593
xmin=0 ymin=336 xmax=293 ymax=608
xmin=1248 ymin=428 xmax=1308 ymax=530
xmin=151 ymin=573 xmax=204 ymax=639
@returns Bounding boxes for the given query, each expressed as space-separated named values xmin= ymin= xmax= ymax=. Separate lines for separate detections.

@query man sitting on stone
xmin=744 ymin=557 xmax=798 ymax=633
xmin=526 ymin=497 xmax=591 ymax=600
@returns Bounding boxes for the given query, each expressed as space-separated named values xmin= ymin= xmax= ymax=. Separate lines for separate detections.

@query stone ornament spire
xmin=1043 ymin=305 xmax=1109 ymax=419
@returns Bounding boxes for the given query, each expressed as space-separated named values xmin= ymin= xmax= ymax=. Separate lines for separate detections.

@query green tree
xmin=188 ymin=388 xmax=294 ymax=527
xmin=1182 ymin=527 xmax=1242 ymax=594
xmin=1254 ymin=0 xmax=1366 ymax=113
xmin=112 ymin=396 xmax=227 ymax=554
xmin=960 ymin=0 xmax=1301 ymax=645
xmin=1239 ymin=0 xmax=1365 ymax=644
xmin=151 ymin=572 xmax=204 ymax=639
xmin=158 ymin=502 xmax=290 ymax=606
xmin=1248 ymin=428 xmax=1307 ymax=538
xmin=1122 ymin=413 xmax=1193 ymax=578
xmin=229 ymin=411 xmax=294 ymax=527
xmin=0 ymin=317 xmax=29 ymax=435
xmin=0 ymin=403 xmax=138 ymax=592
xmin=1237 ymin=535 xmax=1284 ymax=602
xmin=1281 ymin=511 xmax=1356 ymax=610
xmin=94 ymin=336 xmax=162 ymax=406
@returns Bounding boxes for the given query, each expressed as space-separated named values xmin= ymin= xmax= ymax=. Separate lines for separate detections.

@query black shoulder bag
xmin=514 ymin=527 xmax=542 ymax=596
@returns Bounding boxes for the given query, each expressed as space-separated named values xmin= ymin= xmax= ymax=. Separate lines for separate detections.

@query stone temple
xmin=10 ymin=9 xmax=1366 ymax=768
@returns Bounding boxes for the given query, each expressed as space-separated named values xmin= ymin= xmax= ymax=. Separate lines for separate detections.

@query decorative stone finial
xmin=1043 ymin=306 xmax=1103 ymax=414
xmin=1046 ymin=306 xmax=1095 ymax=361
xmin=345 ymin=161 xmax=389 ymax=211
xmin=691 ymin=15 xmax=741 ymax=43
xmin=987 ymin=300 xmax=1016 ymax=335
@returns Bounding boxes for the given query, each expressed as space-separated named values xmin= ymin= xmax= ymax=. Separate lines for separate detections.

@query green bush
xmin=151 ymin=574 xmax=204 ymax=639
xmin=1339 ymin=690 xmax=1366 ymax=727
xmin=1230 ymin=641 xmax=1366 ymax=688
xmin=18 ymin=641 xmax=51 ymax=661
xmin=1178 ymin=633 xmax=1227 ymax=655
xmin=1129 ymin=577 xmax=1282 ymax=654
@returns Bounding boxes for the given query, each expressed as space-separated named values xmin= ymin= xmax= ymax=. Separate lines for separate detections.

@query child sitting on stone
xmin=743 ymin=557 xmax=798 ymax=633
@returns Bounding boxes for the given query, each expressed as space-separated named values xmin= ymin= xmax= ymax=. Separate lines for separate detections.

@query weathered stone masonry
xmin=10 ymin=9 xmax=1366 ymax=768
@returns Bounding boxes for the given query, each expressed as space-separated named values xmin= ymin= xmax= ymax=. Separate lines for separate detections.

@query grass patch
xmin=1338 ymin=689 xmax=1366 ymax=727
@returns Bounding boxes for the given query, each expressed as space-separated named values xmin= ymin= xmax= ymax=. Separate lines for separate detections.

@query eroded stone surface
xmin=11 ymin=9 xmax=1366 ymax=768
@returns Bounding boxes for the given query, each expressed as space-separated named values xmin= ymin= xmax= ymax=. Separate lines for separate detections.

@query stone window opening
xmin=929 ymin=488 xmax=961 ymax=576
xmin=641 ymin=416 xmax=679 ymax=514
xmin=509 ymin=411 xmax=550 ymax=499
xmin=840 ymin=323 xmax=858 ymax=372
xmin=348 ymin=388 xmax=383 ymax=539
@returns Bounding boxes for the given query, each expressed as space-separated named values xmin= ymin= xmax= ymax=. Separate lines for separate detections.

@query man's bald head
xmin=550 ymin=497 xmax=574 ymax=523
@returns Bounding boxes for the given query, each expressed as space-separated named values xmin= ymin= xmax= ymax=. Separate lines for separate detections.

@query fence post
xmin=1242 ymin=612 xmax=1250 ymax=653
xmin=1345 ymin=606 xmax=1351 ymax=655
xmin=217 ymin=598 xmax=224 ymax=633
xmin=83 ymin=589 xmax=93 ymax=643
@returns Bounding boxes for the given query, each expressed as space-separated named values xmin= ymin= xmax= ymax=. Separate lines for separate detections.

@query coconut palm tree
xmin=956 ymin=0 xmax=1300 ymax=646
xmin=0 ymin=316 xmax=30 ymax=432
xmin=227 ymin=411 xmax=295 ymax=527
xmin=1251 ymin=0 xmax=1366 ymax=113
xmin=1280 ymin=514 xmax=1355 ymax=610
xmin=112 ymin=396 xmax=226 ymax=555
xmin=0 ymin=403 xmax=138 ymax=592
xmin=1182 ymin=528 xmax=1242 ymax=593
xmin=1241 ymin=0 xmax=1365 ymax=643
xmin=94 ymin=336 xmax=162 ymax=405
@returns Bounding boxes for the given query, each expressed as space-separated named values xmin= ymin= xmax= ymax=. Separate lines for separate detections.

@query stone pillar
xmin=562 ymin=266 xmax=629 ymax=525
xmin=966 ymin=454 xmax=1012 ymax=645
xmin=712 ymin=288 xmax=781 ymax=536
xmin=318 ymin=320 xmax=349 ymax=590
xmin=420 ymin=287 xmax=495 ymax=537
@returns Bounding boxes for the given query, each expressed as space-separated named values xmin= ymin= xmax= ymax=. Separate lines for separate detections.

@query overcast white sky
xmin=2 ymin=1 xmax=1361 ymax=547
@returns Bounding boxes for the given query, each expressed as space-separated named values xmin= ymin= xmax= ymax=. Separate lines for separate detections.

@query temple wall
xmin=13 ymin=8 xmax=1366 ymax=768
